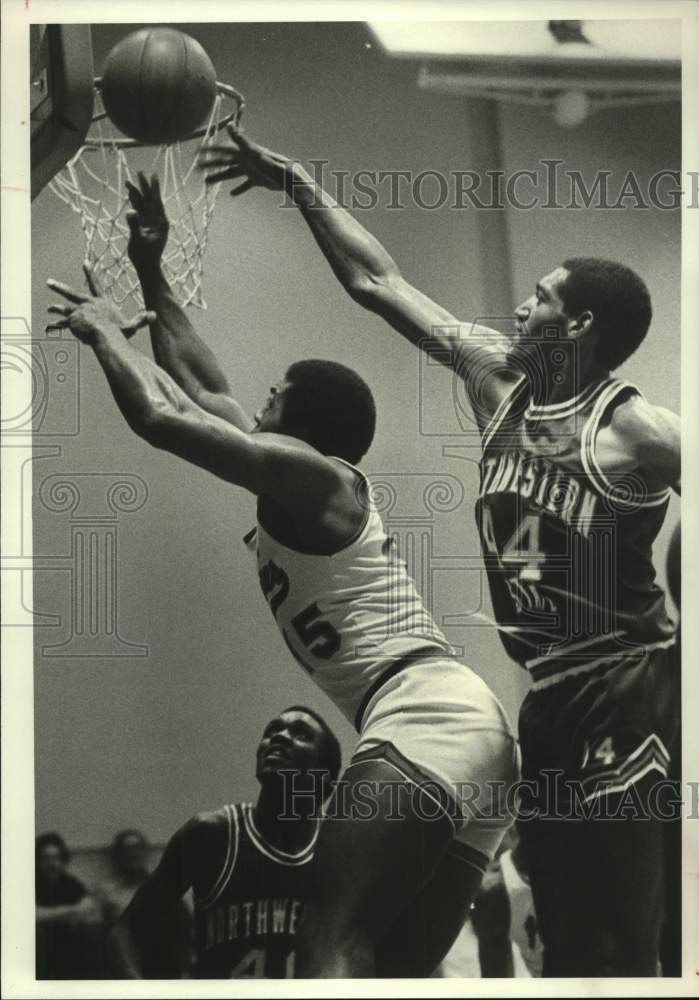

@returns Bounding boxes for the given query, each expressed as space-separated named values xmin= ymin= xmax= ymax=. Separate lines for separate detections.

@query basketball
xmin=101 ymin=28 xmax=218 ymax=145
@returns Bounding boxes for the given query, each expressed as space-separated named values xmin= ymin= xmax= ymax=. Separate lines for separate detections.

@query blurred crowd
xmin=35 ymin=829 xmax=192 ymax=979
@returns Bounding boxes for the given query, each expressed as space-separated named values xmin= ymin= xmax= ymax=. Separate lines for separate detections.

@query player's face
xmin=511 ymin=266 xmax=571 ymax=358
xmin=252 ymin=378 xmax=293 ymax=434
xmin=256 ymin=710 xmax=326 ymax=783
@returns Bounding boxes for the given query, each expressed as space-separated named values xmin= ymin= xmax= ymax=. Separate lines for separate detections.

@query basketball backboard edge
xmin=30 ymin=24 xmax=94 ymax=200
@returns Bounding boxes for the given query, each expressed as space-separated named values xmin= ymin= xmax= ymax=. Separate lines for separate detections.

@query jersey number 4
xmin=229 ymin=947 xmax=295 ymax=978
xmin=481 ymin=509 xmax=556 ymax=615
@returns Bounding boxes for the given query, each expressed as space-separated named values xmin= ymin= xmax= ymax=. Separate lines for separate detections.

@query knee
xmin=296 ymin=904 xmax=373 ymax=976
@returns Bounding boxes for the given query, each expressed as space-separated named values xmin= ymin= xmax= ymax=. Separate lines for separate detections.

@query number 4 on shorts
xmin=593 ymin=736 xmax=615 ymax=767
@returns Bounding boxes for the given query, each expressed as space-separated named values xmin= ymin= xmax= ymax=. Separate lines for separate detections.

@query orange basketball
xmin=101 ymin=28 xmax=217 ymax=145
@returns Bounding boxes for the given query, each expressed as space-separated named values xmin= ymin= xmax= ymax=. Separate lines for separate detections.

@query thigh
xmin=307 ymin=753 xmax=456 ymax=940
xmin=548 ymin=786 xmax=665 ymax=975
xmin=376 ymin=840 xmax=485 ymax=978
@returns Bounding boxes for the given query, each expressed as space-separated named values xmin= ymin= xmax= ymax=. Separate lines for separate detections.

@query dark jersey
xmin=193 ymin=803 xmax=317 ymax=978
xmin=475 ymin=377 xmax=674 ymax=686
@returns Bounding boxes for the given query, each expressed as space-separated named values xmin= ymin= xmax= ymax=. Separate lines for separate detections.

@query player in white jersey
xmin=47 ymin=175 xmax=519 ymax=978
xmin=199 ymin=127 xmax=680 ymax=976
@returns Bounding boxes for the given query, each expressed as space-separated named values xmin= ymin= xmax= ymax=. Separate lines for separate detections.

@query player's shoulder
xmin=181 ymin=806 xmax=237 ymax=847
xmin=608 ymin=391 xmax=679 ymax=451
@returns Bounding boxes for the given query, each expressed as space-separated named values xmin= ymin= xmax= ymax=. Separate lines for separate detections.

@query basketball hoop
xmin=48 ymin=79 xmax=245 ymax=310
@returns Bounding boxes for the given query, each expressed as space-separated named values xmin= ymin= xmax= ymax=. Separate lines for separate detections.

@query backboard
xmin=30 ymin=24 xmax=95 ymax=200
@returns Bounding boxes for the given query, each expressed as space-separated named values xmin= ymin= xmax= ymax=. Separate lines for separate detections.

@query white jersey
xmin=500 ymin=850 xmax=543 ymax=978
xmin=245 ymin=462 xmax=456 ymax=727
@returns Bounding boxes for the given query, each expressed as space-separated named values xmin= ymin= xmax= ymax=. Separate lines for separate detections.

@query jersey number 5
xmin=259 ymin=561 xmax=341 ymax=670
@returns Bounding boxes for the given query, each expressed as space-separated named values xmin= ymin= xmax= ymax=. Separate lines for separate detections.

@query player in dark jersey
xmin=198 ymin=127 xmax=682 ymax=976
xmin=108 ymin=707 xmax=341 ymax=978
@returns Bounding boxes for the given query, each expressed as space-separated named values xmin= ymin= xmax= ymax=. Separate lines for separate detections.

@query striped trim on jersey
xmin=241 ymin=803 xmax=317 ymax=866
xmin=580 ymin=733 xmax=671 ymax=803
xmin=197 ymin=804 xmax=240 ymax=909
xmin=481 ymin=377 xmax=527 ymax=451
xmin=580 ymin=379 xmax=671 ymax=509
xmin=523 ymin=377 xmax=608 ymax=421
xmin=528 ymin=637 xmax=676 ymax=690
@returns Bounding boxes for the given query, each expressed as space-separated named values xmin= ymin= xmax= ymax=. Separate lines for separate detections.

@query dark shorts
xmin=515 ymin=639 xmax=681 ymax=975
xmin=518 ymin=639 xmax=680 ymax=811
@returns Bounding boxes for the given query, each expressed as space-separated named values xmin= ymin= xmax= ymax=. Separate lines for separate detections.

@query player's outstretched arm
xmin=126 ymin=172 xmax=253 ymax=432
xmin=200 ymin=127 xmax=518 ymax=425
xmin=109 ymin=820 xmax=197 ymax=978
xmin=47 ymin=266 xmax=348 ymax=511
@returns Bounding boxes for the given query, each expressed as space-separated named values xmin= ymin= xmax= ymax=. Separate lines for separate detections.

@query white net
xmin=49 ymin=85 xmax=243 ymax=309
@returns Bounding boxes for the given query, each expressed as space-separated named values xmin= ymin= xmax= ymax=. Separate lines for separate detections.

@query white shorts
xmin=352 ymin=657 xmax=521 ymax=869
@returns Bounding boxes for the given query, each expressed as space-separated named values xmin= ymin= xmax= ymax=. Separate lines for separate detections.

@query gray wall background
xmin=31 ymin=21 xmax=680 ymax=847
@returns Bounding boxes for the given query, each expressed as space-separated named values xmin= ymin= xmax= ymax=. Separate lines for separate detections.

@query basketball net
xmin=49 ymin=82 xmax=244 ymax=310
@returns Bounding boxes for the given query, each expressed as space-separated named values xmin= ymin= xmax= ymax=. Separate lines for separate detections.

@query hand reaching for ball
xmin=126 ymin=172 xmax=170 ymax=272
xmin=46 ymin=263 xmax=155 ymax=344
xmin=198 ymin=123 xmax=294 ymax=196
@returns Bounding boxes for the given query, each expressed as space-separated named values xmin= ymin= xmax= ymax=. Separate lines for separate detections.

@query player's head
xmin=513 ymin=258 xmax=652 ymax=371
xmin=255 ymin=706 xmax=341 ymax=804
xmin=36 ymin=832 xmax=70 ymax=883
xmin=110 ymin=828 xmax=149 ymax=879
xmin=252 ymin=359 xmax=376 ymax=464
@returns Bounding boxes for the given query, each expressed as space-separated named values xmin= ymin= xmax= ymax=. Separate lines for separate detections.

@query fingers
xmin=198 ymin=157 xmax=245 ymax=170
xmin=82 ymin=261 xmax=103 ymax=297
xmin=227 ymin=122 xmax=251 ymax=147
xmin=126 ymin=172 xmax=162 ymax=210
xmin=45 ymin=302 xmax=73 ymax=331
xmin=125 ymin=209 xmax=140 ymax=235
xmin=137 ymin=171 xmax=150 ymax=197
xmin=201 ymin=142 xmax=241 ymax=156
xmin=126 ymin=180 xmax=145 ymax=212
xmin=123 ymin=310 xmax=157 ymax=334
xmin=204 ymin=167 xmax=249 ymax=186
xmin=46 ymin=278 xmax=89 ymax=304
xmin=230 ymin=178 xmax=256 ymax=197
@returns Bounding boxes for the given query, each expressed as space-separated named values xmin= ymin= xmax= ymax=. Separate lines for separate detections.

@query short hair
xmin=284 ymin=360 xmax=376 ymax=464
xmin=110 ymin=828 xmax=148 ymax=866
xmin=560 ymin=257 xmax=652 ymax=370
xmin=36 ymin=832 xmax=70 ymax=865
xmin=282 ymin=705 xmax=342 ymax=786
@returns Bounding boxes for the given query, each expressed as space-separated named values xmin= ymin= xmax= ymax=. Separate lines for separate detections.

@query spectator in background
xmin=35 ymin=832 xmax=101 ymax=978
xmin=98 ymin=827 xmax=192 ymax=977
xmin=96 ymin=829 xmax=151 ymax=929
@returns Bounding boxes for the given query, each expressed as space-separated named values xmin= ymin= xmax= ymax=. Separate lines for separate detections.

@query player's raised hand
xmin=125 ymin=172 xmax=170 ymax=270
xmin=46 ymin=263 xmax=156 ymax=344
xmin=198 ymin=123 xmax=294 ymax=196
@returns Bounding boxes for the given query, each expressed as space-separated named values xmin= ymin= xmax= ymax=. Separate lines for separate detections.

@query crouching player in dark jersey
xmin=199 ymin=128 xmax=682 ymax=976
xmin=108 ymin=707 xmax=341 ymax=978
xmin=46 ymin=177 xmax=519 ymax=978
